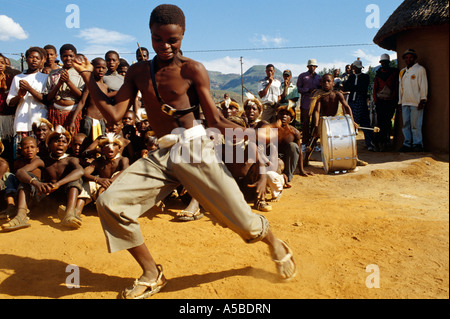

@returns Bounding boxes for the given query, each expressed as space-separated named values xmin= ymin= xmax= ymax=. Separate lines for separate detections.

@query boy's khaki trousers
xmin=96 ymin=127 xmax=269 ymax=253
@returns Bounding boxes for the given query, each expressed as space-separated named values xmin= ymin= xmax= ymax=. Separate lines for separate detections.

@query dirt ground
xmin=0 ymin=135 xmax=448 ymax=300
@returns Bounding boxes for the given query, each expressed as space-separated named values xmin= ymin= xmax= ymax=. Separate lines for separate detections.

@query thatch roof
xmin=373 ymin=0 xmax=449 ymax=50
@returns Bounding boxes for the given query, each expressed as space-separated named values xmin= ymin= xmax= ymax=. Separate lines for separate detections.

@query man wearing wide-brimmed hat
xmin=296 ymin=59 xmax=321 ymax=152
xmin=398 ymin=49 xmax=428 ymax=152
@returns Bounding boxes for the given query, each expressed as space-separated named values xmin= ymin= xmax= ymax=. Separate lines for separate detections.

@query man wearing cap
xmin=372 ymin=54 xmax=399 ymax=151
xmin=398 ymin=49 xmax=428 ymax=152
xmin=344 ymin=59 xmax=374 ymax=151
xmin=279 ymin=70 xmax=299 ymax=125
xmin=296 ymin=59 xmax=321 ymax=151
xmin=258 ymin=64 xmax=281 ymax=123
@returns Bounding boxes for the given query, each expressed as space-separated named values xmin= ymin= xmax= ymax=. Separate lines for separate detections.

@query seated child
xmin=266 ymin=104 xmax=312 ymax=181
xmin=31 ymin=117 xmax=53 ymax=158
xmin=75 ymin=58 xmax=109 ymax=143
xmin=1 ymin=137 xmax=43 ymax=221
xmin=122 ymin=110 xmax=137 ymax=129
xmin=221 ymin=100 xmax=240 ymax=119
xmin=1 ymin=138 xmax=16 ymax=219
xmin=305 ymin=73 xmax=360 ymax=166
xmin=222 ymin=116 xmax=273 ymax=212
xmin=70 ymin=132 xmax=91 ymax=167
xmin=1 ymin=137 xmax=41 ymax=230
xmin=3 ymin=126 xmax=84 ymax=231
xmin=140 ymin=131 xmax=158 ymax=158
xmin=81 ymin=120 xmax=132 ymax=160
xmin=77 ymin=133 xmax=129 ymax=211
xmin=244 ymin=98 xmax=267 ymax=129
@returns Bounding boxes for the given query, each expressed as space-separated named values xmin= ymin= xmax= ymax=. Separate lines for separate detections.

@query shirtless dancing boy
xmin=73 ymin=4 xmax=296 ymax=299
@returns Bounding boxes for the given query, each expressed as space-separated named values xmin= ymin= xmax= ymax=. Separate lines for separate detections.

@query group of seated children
xmin=0 ymin=94 xmax=300 ymax=231
xmin=0 ymin=109 xmax=152 ymax=232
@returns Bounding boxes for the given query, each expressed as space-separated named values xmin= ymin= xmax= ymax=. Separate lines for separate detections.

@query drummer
xmin=304 ymin=73 xmax=358 ymax=166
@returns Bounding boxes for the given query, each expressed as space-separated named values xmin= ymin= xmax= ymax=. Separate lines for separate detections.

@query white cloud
xmin=76 ymin=27 xmax=135 ymax=45
xmin=251 ymin=34 xmax=287 ymax=47
xmin=0 ymin=15 xmax=28 ymax=41
xmin=352 ymin=49 xmax=397 ymax=68
xmin=75 ymin=28 xmax=136 ymax=61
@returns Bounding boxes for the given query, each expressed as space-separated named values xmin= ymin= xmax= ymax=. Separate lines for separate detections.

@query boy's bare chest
xmin=98 ymin=160 xmax=119 ymax=177
xmin=45 ymin=159 xmax=70 ymax=180
xmin=320 ymin=94 xmax=339 ymax=116
xmin=135 ymin=65 xmax=192 ymax=106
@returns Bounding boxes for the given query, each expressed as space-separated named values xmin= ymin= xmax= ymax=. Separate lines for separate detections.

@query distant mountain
xmin=209 ymin=65 xmax=295 ymax=103
xmin=5 ymin=57 xmax=23 ymax=71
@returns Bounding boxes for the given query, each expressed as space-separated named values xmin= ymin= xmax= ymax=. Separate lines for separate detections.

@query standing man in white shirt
xmin=258 ymin=64 xmax=281 ymax=123
xmin=398 ymin=49 xmax=428 ymax=152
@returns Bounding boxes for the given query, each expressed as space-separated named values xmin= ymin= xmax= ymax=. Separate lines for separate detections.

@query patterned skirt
xmin=48 ymin=105 xmax=82 ymax=135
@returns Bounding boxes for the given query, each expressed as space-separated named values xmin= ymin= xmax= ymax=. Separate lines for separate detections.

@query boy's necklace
xmin=49 ymin=153 xmax=69 ymax=161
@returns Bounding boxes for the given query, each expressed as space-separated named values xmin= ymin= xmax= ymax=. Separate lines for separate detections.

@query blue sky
xmin=1 ymin=0 xmax=404 ymax=75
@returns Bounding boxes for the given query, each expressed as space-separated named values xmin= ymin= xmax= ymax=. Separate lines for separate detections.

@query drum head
xmin=320 ymin=115 xmax=357 ymax=174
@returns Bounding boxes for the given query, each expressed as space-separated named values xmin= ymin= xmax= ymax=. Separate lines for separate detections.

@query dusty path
xmin=0 ymin=138 xmax=448 ymax=300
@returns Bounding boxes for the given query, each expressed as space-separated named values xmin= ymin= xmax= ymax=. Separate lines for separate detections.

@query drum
xmin=320 ymin=115 xmax=357 ymax=174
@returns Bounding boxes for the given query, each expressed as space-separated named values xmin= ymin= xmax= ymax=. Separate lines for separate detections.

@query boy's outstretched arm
xmin=73 ymin=56 xmax=135 ymax=124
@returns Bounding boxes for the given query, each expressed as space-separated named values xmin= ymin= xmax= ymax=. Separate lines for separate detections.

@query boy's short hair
xmin=150 ymin=4 xmax=185 ymax=32
xmin=44 ymin=44 xmax=57 ymax=53
xmin=25 ymin=47 xmax=45 ymax=59
xmin=266 ymin=64 xmax=275 ymax=70
xmin=91 ymin=57 xmax=106 ymax=65
xmin=105 ymin=50 xmax=119 ymax=59
xmin=20 ymin=136 xmax=37 ymax=147
xmin=119 ymin=58 xmax=129 ymax=67
xmin=136 ymin=47 xmax=149 ymax=55
xmin=60 ymin=43 xmax=77 ymax=55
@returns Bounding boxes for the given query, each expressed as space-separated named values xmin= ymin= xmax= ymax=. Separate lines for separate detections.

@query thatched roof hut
xmin=374 ymin=0 xmax=449 ymax=50
xmin=373 ymin=0 xmax=449 ymax=152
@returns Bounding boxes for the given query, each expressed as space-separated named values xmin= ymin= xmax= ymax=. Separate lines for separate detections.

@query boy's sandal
xmin=272 ymin=240 xmax=297 ymax=281
xmin=255 ymin=200 xmax=272 ymax=212
xmin=59 ymin=206 xmax=82 ymax=229
xmin=121 ymin=264 xmax=167 ymax=299
xmin=176 ymin=209 xmax=204 ymax=222
xmin=1 ymin=209 xmax=31 ymax=232
xmin=61 ymin=213 xmax=82 ymax=229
